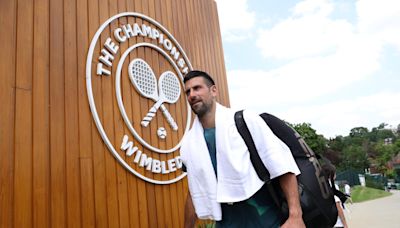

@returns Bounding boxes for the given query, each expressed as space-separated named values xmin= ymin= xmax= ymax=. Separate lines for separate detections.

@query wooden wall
xmin=0 ymin=0 xmax=229 ymax=227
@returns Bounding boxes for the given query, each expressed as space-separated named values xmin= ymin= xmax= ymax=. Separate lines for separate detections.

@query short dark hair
xmin=184 ymin=70 xmax=215 ymax=87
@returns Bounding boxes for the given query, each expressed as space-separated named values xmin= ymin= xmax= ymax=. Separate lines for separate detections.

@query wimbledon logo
xmin=86 ymin=12 xmax=192 ymax=184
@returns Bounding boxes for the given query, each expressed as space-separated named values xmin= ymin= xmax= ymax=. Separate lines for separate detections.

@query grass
xmin=197 ymin=222 xmax=215 ymax=228
xmin=350 ymin=185 xmax=392 ymax=203
xmin=197 ymin=220 xmax=215 ymax=228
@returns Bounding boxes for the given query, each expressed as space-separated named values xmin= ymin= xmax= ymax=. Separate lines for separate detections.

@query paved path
xmin=345 ymin=190 xmax=400 ymax=228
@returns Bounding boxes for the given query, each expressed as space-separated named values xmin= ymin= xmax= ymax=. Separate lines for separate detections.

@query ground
xmin=346 ymin=190 xmax=400 ymax=228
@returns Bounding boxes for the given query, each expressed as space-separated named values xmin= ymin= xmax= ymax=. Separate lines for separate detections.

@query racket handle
xmin=141 ymin=106 xmax=157 ymax=127
xmin=160 ymin=105 xmax=178 ymax=131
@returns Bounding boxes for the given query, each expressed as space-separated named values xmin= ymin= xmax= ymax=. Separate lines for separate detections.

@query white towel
xmin=180 ymin=104 xmax=300 ymax=220
xmin=181 ymin=114 xmax=221 ymax=220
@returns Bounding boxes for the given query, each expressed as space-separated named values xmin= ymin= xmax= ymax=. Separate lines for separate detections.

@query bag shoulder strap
xmin=234 ymin=110 xmax=283 ymax=210
xmin=234 ymin=110 xmax=271 ymax=182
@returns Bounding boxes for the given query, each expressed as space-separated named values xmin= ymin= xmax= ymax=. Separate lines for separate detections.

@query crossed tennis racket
xmin=128 ymin=58 xmax=180 ymax=131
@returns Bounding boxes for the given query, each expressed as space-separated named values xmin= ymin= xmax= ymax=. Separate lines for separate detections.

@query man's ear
xmin=210 ymin=85 xmax=217 ymax=97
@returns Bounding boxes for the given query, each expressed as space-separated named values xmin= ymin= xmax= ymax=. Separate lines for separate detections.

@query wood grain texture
xmin=0 ymin=0 xmax=17 ymax=227
xmin=14 ymin=0 xmax=34 ymax=227
xmin=32 ymin=0 xmax=51 ymax=227
xmin=0 ymin=0 xmax=228 ymax=227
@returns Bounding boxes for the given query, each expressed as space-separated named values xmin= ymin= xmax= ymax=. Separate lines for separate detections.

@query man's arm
xmin=184 ymin=191 xmax=197 ymax=228
xmin=278 ymin=173 xmax=306 ymax=228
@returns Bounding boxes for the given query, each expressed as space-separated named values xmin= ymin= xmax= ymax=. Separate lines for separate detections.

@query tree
xmin=397 ymin=124 xmax=400 ymax=135
xmin=373 ymin=142 xmax=398 ymax=175
xmin=292 ymin=123 xmax=327 ymax=154
xmin=288 ymin=122 xmax=399 ymax=176
xmin=349 ymin=127 xmax=369 ymax=138
xmin=341 ymin=145 xmax=369 ymax=172
xmin=329 ymin=136 xmax=345 ymax=152
xmin=369 ymin=123 xmax=395 ymax=142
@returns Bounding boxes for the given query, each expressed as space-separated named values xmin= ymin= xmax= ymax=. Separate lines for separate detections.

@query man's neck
xmin=199 ymin=102 xmax=216 ymax=129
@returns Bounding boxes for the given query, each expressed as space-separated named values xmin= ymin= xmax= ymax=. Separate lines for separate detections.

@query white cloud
xmin=356 ymin=0 xmax=400 ymax=50
xmin=227 ymin=71 xmax=400 ymax=137
xmin=292 ymin=0 xmax=334 ymax=17
xmin=226 ymin=57 xmax=397 ymax=137
xmin=281 ymin=92 xmax=400 ymax=138
xmin=242 ymin=0 xmax=400 ymax=105
xmin=215 ymin=0 xmax=256 ymax=42
xmin=256 ymin=0 xmax=400 ymax=60
xmin=221 ymin=0 xmax=400 ymax=137
xmin=226 ymin=43 xmax=380 ymax=105
xmin=256 ymin=0 xmax=355 ymax=60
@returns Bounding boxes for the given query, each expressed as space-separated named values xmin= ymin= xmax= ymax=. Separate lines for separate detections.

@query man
xmin=181 ymin=70 xmax=305 ymax=228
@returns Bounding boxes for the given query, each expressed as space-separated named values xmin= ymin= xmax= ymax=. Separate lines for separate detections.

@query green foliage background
xmin=288 ymin=121 xmax=400 ymax=180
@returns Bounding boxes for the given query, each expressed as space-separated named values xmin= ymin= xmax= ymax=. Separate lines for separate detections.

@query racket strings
xmin=161 ymin=73 xmax=180 ymax=102
xmin=131 ymin=61 xmax=157 ymax=96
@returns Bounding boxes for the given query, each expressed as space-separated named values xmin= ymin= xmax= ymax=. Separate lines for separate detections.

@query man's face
xmin=184 ymin=77 xmax=217 ymax=117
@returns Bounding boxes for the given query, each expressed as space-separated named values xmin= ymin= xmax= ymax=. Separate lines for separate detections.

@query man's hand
xmin=281 ymin=213 xmax=305 ymax=228
xmin=279 ymin=173 xmax=306 ymax=228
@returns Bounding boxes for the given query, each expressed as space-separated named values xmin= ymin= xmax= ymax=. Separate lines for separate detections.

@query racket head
xmin=128 ymin=58 xmax=158 ymax=101
xmin=158 ymin=71 xmax=181 ymax=104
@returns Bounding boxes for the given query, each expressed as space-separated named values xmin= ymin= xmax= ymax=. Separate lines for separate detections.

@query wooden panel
xmin=13 ymin=0 xmax=34 ymax=227
xmin=142 ymin=0 xmax=159 ymax=226
xmin=194 ymin=0 xmax=208 ymax=72
xmin=64 ymin=0 xmax=82 ymax=227
xmin=163 ymin=2 xmax=180 ymax=226
xmin=175 ymin=1 xmax=192 ymax=219
xmin=32 ymin=0 xmax=50 ymax=227
xmin=212 ymin=0 xmax=231 ymax=106
xmin=120 ymin=2 xmax=142 ymax=228
xmin=112 ymin=0 xmax=132 ymax=227
xmin=148 ymin=2 xmax=168 ymax=228
xmin=97 ymin=0 xmax=121 ymax=227
xmin=170 ymin=1 xmax=185 ymax=227
xmin=125 ymin=2 xmax=149 ymax=228
xmin=0 ymin=0 xmax=17 ymax=227
xmin=1 ymin=0 xmax=228 ymax=227
xmin=76 ymin=0 xmax=96 ymax=226
xmin=49 ymin=0 xmax=67 ymax=226
xmin=87 ymin=0 xmax=110 ymax=226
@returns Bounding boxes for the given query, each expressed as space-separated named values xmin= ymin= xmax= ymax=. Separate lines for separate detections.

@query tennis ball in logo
xmin=157 ymin=127 xmax=167 ymax=139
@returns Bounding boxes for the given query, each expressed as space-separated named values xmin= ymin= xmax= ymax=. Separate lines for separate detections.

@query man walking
xmin=181 ymin=70 xmax=305 ymax=228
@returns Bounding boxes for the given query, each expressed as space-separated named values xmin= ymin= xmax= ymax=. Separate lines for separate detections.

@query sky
xmin=215 ymin=0 xmax=400 ymax=138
